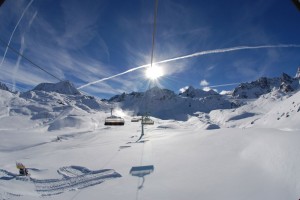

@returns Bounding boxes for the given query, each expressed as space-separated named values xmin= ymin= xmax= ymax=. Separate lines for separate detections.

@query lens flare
xmin=145 ymin=66 xmax=164 ymax=80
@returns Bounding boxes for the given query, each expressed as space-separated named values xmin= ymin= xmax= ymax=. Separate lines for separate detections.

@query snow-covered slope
xmin=1 ymin=77 xmax=300 ymax=200
xmin=1 ymin=89 xmax=300 ymax=199
xmin=195 ymin=88 xmax=299 ymax=131
xmin=109 ymin=86 xmax=237 ymax=120
xmin=254 ymin=90 xmax=300 ymax=130
xmin=0 ymin=82 xmax=112 ymax=132
xmin=295 ymin=67 xmax=300 ymax=78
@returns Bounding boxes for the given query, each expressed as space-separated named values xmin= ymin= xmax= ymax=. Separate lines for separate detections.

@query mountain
xmin=295 ymin=67 xmax=300 ymax=79
xmin=206 ymin=89 xmax=299 ymax=129
xmin=179 ymin=86 xmax=219 ymax=98
xmin=1 ymin=70 xmax=299 ymax=128
xmin=109 ymin=86 xmax=237 ymax=120
xmin=0 ymin=82 xmax=10 ymax=92
xmin=32 ymin=81 xmax=81 ymax=95
xmin=1 ymin=75 xmax=300 ymax=200
xmin=11 ymin=81 xmax=112 ymax=131
xmin=232 ymin=73 xmax=299 ymax=99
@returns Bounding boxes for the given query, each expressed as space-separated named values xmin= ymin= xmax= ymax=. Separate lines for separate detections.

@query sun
xmin=145 ymin=66 xmax=164 ymax=80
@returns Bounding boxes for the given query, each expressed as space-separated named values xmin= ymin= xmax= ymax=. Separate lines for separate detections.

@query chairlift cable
xmin=150 ymin=0 xmax=158 ymax=68
xmin=0 ymin=37 xmax=63 ymax=82
xmin=138 ymin=0 xmax=159 ymax=142
xmin=133 ymin=2 xmax=159 ymax=199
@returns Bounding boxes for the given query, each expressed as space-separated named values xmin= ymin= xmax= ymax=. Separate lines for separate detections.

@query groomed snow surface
xmin=0 ymin=89 xmax=300 ymax=200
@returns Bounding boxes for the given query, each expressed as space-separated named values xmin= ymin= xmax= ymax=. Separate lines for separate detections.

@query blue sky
xmin=0 ymin=0 xmax=300 ymax=98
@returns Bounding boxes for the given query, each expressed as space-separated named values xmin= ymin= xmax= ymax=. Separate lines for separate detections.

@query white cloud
xmin=220 ymin=90 xmax=232 ymax=95
xmin=179 ymin=86 xmax=189 ymax=93
xmin=203 ymin=86 xmax=218 ymax=93
xmin=200 ymin=79 xmax=209 ymax=86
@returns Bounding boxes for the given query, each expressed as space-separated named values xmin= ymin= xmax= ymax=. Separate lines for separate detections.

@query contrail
xmin=78 ymin=44 xmax=300 ymax=89
xmin=12 ymin=11 xmax=37 ymax=91
xmin=12 ymin=36 xmax=25 ymax=91
xmin=78 ymin=64 xmax=149 ymax=89
xmin=208 ymin=82 xmax=240 ymax=88
xmin=0 ymin=0 xmax=34 ymax=68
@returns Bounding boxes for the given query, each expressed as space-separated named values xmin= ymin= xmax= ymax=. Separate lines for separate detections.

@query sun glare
xmin=145 ymin=66 xmax=164 ymax=80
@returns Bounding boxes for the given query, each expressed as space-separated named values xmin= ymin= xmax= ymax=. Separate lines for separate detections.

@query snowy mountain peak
xmin=232 ymin=72 xmax=299 ymax=99
xmin=295 ymin=67 xmax=300 ymax=79
xmin=0 ymin=82 xmax=10 ymax=92
xmin=32 ymin=81 xmax=81 ymax=95
xmin=109 ymin=87 xmax=176 ymax=102
xmin=179 ymin=85 xmax=219 ymax=98
xmin=280 ymin=73 xmax=293 ymax=83
xmin=108 ymin=86 xmax=236 ymax=120
xmin=145 ymin=86 xmax=176 ymax=99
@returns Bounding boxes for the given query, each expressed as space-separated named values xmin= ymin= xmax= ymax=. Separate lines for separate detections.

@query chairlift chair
xmin=104 ymin=108 xmax=125 ymax=126
xmin=104 ymin=115 xmax=125 ymax=125
xmin=142 ymin=116 xmax=154 ymax=125
xmin=131 ymin=117 xmax=140 ymax=122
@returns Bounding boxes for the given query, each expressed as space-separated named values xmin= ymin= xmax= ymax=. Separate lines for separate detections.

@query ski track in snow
xmin=0 ymin=166 xmax=121 ymax=197
xmin=0 ymin=192 xmax=21 ymax=200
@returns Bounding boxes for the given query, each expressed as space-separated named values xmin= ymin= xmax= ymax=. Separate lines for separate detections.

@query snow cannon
xmin=16 ymin=162 xmax=29 ymax=176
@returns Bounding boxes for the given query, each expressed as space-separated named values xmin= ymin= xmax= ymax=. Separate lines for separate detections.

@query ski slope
xmin=0 ymin=85 xmax=300 ymax=199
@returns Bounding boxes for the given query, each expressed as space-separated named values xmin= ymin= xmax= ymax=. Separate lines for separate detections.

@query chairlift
xmin=131 ymin=117 xmax=140 ymax=122
xmin=104 ymin=108 xmax=125 ymax=126
xmin=142 ymin=115 xmax=154 ymax=125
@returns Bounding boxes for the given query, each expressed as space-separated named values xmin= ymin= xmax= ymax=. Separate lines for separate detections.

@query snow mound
xmin=204 ymin=123 xmax=220 ymax=130
xmin=227 ymin=112 xmax=256 ymax=121
xmin=48 ymin=116 xmax=94 ymax=131
xmin=157 ymin=123 xmax=181 ymax=129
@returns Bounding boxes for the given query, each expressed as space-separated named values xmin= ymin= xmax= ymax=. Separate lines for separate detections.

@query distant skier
xmin=16 ymin=162 xmax=29 ymax=176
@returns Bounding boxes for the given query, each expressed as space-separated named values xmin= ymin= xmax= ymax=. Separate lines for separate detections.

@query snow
xmin=109 ymin=86 xmax=236 ymax=120
xmin=232 ymin=73 xmax=299 ymax=98
xmin=1 ymin=80 xmax=300 ymax=200
xmin=32 ymin=81 xmax=81 ymax=95
xmin=295 ymin=67 xmax=300 ymax=79
xmin=179 ymin=86 xmax=219 ymax=98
